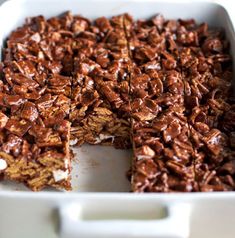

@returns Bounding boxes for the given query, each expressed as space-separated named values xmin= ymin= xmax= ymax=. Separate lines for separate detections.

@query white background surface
xmin=0 ymin=0 xmax=234 ymax=7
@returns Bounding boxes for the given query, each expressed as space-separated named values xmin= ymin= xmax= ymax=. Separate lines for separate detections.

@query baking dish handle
xmin=59 ymin=202 xmax=191 ymax=238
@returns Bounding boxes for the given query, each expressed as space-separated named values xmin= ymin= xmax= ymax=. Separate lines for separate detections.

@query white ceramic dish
xmin=0 ymin=0 xmax=235 ymax=238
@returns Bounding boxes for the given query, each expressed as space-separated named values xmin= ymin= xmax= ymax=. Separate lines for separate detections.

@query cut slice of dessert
xmin=70 ymin=14 xmax=132 ymax=149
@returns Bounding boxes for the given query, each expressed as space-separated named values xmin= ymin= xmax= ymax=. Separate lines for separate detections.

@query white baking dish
xmin=0 ymin=0 xmax=235 ymax=237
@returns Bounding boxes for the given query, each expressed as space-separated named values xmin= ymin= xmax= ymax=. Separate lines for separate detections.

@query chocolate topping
xmin=0 ymin=12 xmax=233 ymax=192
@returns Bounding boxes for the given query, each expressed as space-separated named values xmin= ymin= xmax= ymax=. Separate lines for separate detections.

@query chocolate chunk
xmin=5 ymin=118 xmax=32 ymax=137
xmin=20 ymin=102 xmax=39 ymax=122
